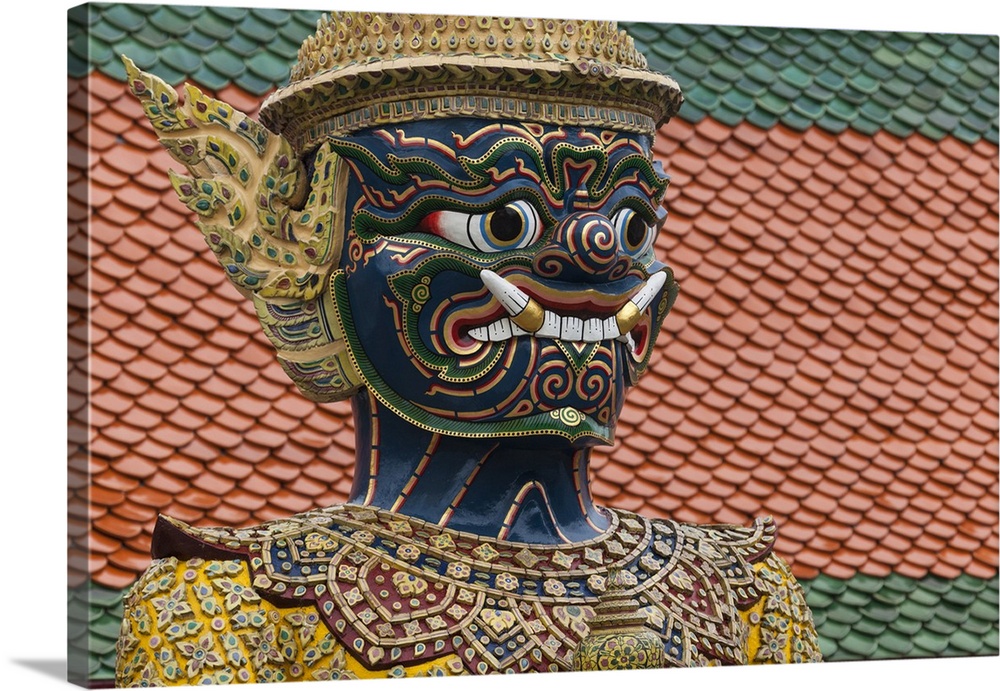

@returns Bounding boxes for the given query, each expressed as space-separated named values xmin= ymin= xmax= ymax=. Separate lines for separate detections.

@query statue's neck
xmin=347 ymin=392 xmax=610 ymax=544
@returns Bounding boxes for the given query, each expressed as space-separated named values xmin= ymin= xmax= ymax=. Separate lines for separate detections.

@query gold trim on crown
xmin=259 ymin=13 xmax=683 ymax=151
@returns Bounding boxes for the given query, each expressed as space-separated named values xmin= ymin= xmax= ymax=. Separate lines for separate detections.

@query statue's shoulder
xmin=115 ymin=505 xmax=410 ymax=686
xmin=617 ymin=509 xmax=823 ymax=665
xmin=623 ymin=510 xmax=779 ymax=607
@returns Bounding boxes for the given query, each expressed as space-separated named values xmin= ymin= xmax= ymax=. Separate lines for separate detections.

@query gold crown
xmin=259 ymin=12 xmax=683 ymax=151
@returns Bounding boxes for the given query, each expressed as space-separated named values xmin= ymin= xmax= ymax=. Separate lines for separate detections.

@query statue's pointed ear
xmin=122 ymin=55 xmax=362 ymax=403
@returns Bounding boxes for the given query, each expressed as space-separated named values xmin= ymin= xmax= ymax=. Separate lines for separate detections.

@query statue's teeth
xmin=480 ymin=270 xmax=529 ymax=313
xmin=615 ymin=271 xmax=667 ymax=336
xmin=470 ymin=312 xmax=623 ymax=343
xmin=470 ymin=270 xmax=666 ymax=344
xmin=630 ymin=271 xmax=667 ymax=313
xmin=480 ymin=270 xmax=544 ymax=332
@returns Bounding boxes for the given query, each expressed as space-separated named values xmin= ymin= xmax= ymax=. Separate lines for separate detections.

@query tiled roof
xmin=804 ymin=573 xmax=999 ymax=660
xmin=68 ymin=583 xmax=123 ymax=680
xmin=629 ymin=23 xmax=1000 ymax=144
xmin=69 ymin=5 xmax=999 ymax=143
xmin=73 ymin=66 xmax=999 ymax=588
xmin=603 ymin=115 xmax=999 ymax=582
xmin=67 ymin=3 xmax=320 ymax=93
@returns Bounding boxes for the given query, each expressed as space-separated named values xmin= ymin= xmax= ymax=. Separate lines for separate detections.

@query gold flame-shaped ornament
xmin=122 ymin=56 xmax=362 ymax=403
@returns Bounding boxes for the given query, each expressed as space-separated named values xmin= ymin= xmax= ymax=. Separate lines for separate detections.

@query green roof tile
xmin=112 ymin=36 xmax=157 ymax=69
xmin=622 ymin=22 xmax=660 ymax=45
xmin=223 ymin=31 xmax=262 ymax=56
xmin=102 ymin=3 xmax=146 ymax=33
xmin=736 ymin=76 xmax=767 ymax=98
xmin=158 ymin=43 xmax=202 ymax=74
xmin=675 ymin=54 xmax=709 ymax=81
xmin=246 ymin=51 xmax=292 ymax=85
xmin=84 ymin=34 xmax=114 ymax=68
xmin=207 ymin=5 xmax=248 ymax=22
xmin=195 ymin=10 xmax=239 ymax=41
xmin=133 ymin=23 xmax=173 ymax=50
xmin=735 ymin=32 xmax=769 ymax=56
xmin=713 ymin=103 xmax=745 ymax=127
xmin=255 ymin=7 xmax=293 ymax=26
xmin=815 ymin=68 xmax=847 ymax=92
xmin=889 ymin=615 xmax=925 ymax=636
xmin=180 ymin=29 xmax=219 ymax=53
xmin=202 ymin=47 xmax=247 ymax=80
xmin=91 ymin=613 xmax=123 ymax=640
xmin=779 ymin=63 xmax=813 ymax=90
xmin=791 ymin=96 xmax=825 ymax=120
xmin=677 ymin=103 xmax=707 ymax=123
xmin=89 ymin=17 xmax=127 ymax=44
xmin=746 ymin=109 xmax=779 ymax=130
xmin=701 ymin=28 xmax=733 ymax=52
xmin=852 ymin=617 xmax=888 ymax=637
xmin=976 ymin=585 xmax=999 ymax=607
xmin=818 ymin=31 xmax=850 ymax=50
xmin=649 ymin=41 xmax=685 ymax=63
xmin=286 ymin=13 xmax=319 ymax=35
xmin=816 ymin=114 xmax=850 ymax=134
xmin=234 ymin=70 xmax=277 ymax=96
xmin=162 ymin=4 xmax=202 ymax=19
xmin=878 ymin=628 xmax=916 ymax=655
xmin=759 ymin=48 xmax=790 ymax=71
xmin=716 ymin=24 xmax=745 ymax=39
xmin=270 ymin=34 xmax=302 ymax=62
xmin=722 ymin=89 xmax=756 ymax=114
xmin=862 ymin=600 xmax=900 ymax=624
xmin=805 ymin=41 xmax=837 ymax=64
xmin=839 ymin=631 xmax=879 ymax=657
xmin=792 ymin=52 xmax=824 ymax=75
xmin=189 ymin=63 xmax=231 ymax=92
xmin=873 ymin=45 xmax=905 ymax=69
xmin=896 ymin=104 xmax=930 ymax=128
xmin=709 ymin=57 xmax=743 ymax=82
xmin=985 ymin=628 xmax=1000 ymax=650
xmin=239 ymin=12 xmax=282 ymax=43
xmin=949 ymin=629 xmax=987 ymax=654
xmin=686 ymin=84 xmax=721 ymax=111
xmin=148 ymin=6 xmax=192 ymax=36
xmin=827 ymin=97 xmax=860 ymax=122
xmin=882 ymin=75 xmax=915 ymax=99
xmin=664 ymin=24 xmax=699 ymax=47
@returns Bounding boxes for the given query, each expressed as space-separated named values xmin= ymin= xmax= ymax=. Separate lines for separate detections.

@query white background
xmin=2 ymin=0 xmax=997 ymax=689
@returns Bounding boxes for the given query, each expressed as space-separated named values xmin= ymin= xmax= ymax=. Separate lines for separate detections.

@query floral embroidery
xmin=175 ymin=633 xmax=224 ymax=677
xmin=494 ymin=572 xmax=519 ymax=591
xmin=150 ymin=585 xmax=193 ymax=628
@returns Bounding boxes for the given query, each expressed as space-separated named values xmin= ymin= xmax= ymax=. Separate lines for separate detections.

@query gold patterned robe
xmin=115 ymin=504 xmax=821 ymax=685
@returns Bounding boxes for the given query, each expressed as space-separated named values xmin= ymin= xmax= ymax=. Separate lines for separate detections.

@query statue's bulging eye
xmin=612 ymin=208 xmax=655 ymax=257
xmin=421 ymin=201 xmax=543 ymax=253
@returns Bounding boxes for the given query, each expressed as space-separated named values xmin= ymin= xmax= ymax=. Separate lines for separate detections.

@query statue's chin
xmin=381 ymin=398 xmax=619 ymax=447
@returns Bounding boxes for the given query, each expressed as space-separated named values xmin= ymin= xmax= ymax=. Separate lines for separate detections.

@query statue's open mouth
xmin=443 ymin=270 xmax=663 ymax=361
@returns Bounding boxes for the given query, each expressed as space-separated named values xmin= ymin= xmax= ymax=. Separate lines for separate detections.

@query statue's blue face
xmin=327 ymin=119 xmax=677 ymax=445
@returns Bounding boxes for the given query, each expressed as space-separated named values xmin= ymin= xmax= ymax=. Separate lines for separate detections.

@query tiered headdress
xmin=259 ymin=13 xmax=683 ymax=151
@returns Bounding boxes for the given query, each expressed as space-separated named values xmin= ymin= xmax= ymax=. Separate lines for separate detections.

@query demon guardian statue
xmin=115 ymin=12 xmax=821 ymax=686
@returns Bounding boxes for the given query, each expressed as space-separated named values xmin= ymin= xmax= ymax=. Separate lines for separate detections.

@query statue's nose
xmin=532 ymin=213 xmax=631 ymax=283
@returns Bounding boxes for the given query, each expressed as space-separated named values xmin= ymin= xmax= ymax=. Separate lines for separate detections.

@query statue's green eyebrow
xmin=328 ymin=126 xmax=667 ymax=214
